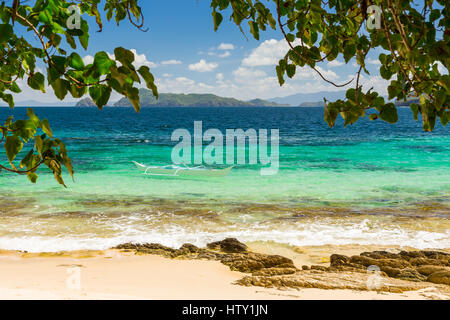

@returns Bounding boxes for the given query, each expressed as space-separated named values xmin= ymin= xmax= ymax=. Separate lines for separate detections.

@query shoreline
xmin=0 ymin=242 xmax=448 ymax=300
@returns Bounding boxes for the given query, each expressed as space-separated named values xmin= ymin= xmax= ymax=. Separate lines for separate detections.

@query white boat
xmin=132 ymin=161 xmax=233 ymax=177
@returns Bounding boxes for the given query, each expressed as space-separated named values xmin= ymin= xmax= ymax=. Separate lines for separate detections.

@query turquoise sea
xmin=0 ymin=107 xmax=449 ymax=252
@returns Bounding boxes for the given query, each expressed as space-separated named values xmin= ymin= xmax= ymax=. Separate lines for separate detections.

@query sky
xmin=11 ymin=1 xmax=404 ymax=103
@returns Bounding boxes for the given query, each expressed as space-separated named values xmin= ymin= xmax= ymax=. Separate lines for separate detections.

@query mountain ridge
xmin=111 ymin=90 xmax=289 ymax=107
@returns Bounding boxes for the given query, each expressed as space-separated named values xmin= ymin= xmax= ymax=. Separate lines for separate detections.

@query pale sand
xmin=0 ymin=249 xmax=446 ymax=300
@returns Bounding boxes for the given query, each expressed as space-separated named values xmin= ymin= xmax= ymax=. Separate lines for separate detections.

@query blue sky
xmin=13 ymin=0 xmax=394 ymax=103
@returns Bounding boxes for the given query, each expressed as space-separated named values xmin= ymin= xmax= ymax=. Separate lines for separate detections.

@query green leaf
xmin=249 ymin=21 xmax=260 ymax=40
xmin=276 ymin=65 xmax=285 ymax=86
xmin=379 ymin=103 xmax=398 ymax=124
xmin=51 ymin=79 xmax=70 ymax=100
xmin=41 ymin=119 xmax=53 ymax=138
xmin=27 ymin=172 xmax=38 ymax=183
xmin=69 ymin=84 xmax=87 ymax=98
xmin=4 ymin=136 xmax=23 ymax=163
xmin=138 ymin=66 xmax=158 ymax=98
xmin=0 ymin=24 xmax=13 ymax=44
xmin=324 ymin=103 xmax=339 ymax=127
xmin=28 ymin=73 xmax=46 ymax=93
xmin=35 ymin=135 xmax=44 ymax=157
xmin=212 ymin=11 xmax=223 ymax=31
xmin=26 ymin=108 xmax=41 ymax=128
xmin=68 ymin=53 xmax=85 ymax=70
xmin=286 ymin=64 xmax=296 ymax=78
xmin=89 ymin=85 xmax=112 ymax=109
xmin=125 ymin=86 xmax=140 ymax=112
xmin=93 ymin=52 xmax=114 ymax=75
xmin=410 ymin=103 xmax=419 ymax=121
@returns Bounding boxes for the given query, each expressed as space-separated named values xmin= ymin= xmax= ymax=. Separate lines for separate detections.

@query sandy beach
xmin=0 ymin=244 xmax=448 ymax=300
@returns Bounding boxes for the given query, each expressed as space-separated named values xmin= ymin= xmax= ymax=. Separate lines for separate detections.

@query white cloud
xmin=216 ymin=73 xmax=224 ymax=81
xmin=436 ymin=62 xmax=448 ymax=74
xmin=174 ymin=77 xmax=195 ymax=85
xmin=218 ymin=43 xmax=235 ymax=50
xmin=161 ymin=59 xmax=182 ymax=65
xmin=232 ymin=67 xmax=267 ymax=80
xmin=130 ymin=49 xmax=157 ymax=68
xmin=83 ymin=55 xmax=94 ymax=65
xmin=328 ymin=60 xmax=344 ymax=67
xmin=242 ymin=38 xmax=301 ymax=67
xmin=218 ymin=51 xmax=231 ymax=58
xmin=188 ymin=59 xmax=218 ymax=72
xmin=83 ymin=49 xmax=157 ymax=69
xmin=367 ymin=58 xmax=381 ymax=65
xmin=358 ymin=75 xmax=390 ymax=96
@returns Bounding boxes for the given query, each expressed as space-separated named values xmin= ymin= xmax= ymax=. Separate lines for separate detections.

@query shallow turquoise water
xmin=0 ymin=107 xmax=448 ymax=251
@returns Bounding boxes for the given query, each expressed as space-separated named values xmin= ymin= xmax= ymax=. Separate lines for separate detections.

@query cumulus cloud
xmin=218 ymin=43 xmax=235 ymax=50
xmin=161 ymin=59 xmax=182 ymax=65
xmin=367 ymin=58 xmax=381 ymax=65
xmin=129 ymin=49 xmax=157 ymax=68
xmin=83 ymin=49 xmax=157 ymax=69
xmin=188 ymin=59 xmax=218 ymax=72
xmin=156 ymin=76 xmax=215 ymax=94
xmin=216 ymin=73 xmax=224 ymax=81
xmin=328 ymin=60 xmax=344 ymax=67
xmin=242 ymin=38 xmax=301 ymax=67
xmin=83 ymin=55 xmax=94 ymax=65
xmin=436 ymin=62 xmax=448 ymax=74
xmin=218 ymin=51 xmax=231 ymax=58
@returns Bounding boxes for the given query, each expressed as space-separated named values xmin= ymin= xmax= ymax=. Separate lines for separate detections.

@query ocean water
xmin=0 ymin=106 xmax=449 ymax=252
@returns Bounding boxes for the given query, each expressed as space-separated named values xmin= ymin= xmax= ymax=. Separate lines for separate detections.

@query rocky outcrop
xmin=115 ymin=240 xmax=450 ymax=294
xmin=116 ymin=238 xmax=296 ymax=276
xmin=329 ymin=250 xmax=450 ymax=285
xmin=207 ymin=238 xmax=248 ymax=253
xmin=427 ymin=271 xmax=450 ymax=285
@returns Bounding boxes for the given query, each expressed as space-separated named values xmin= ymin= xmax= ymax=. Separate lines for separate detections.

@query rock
xmin=114 ymin=241 xmax=450 ymax=291
xmin=361 ymin=251 xmax=400 ymax=260
xmin=206 ymin=238 xmax=248 ymax=253
xmin=396 ymin=268 xmax=427 ymax=282
xmin=417 ymin=265 xmax=448 ymax=276
xmin=311 ymin=265 xmax=328 ymax=271
xmin=330 ymin=254 xmax=350 ymax=267
xmin=379 ymin=266 xmax=401 ymax=278
xmin=236 ymin=270 xmax=440 ymax=293
xmin=399 ymin=250 xmax=426 ymax=259
xmin=252 ymin=268 xmax=297 ymax=276
xmin=350 ymin=256 xmax=411 ymax=269
xmin=220 ymin=252 xmax=296 ymax=273
xmin=322 ymin=249 xmax=450 ymax=286
xmin=115 ymin=243 xmax=175 ymax=256
xmin=421 ymin=251 xmax=449 ymax=260
xmin=349 ymin=255 xmax=378 ymax=267
xmin=427 ymin=271 xmax=450 ymax=285
xmin=179 ymin=243 xmax=200 ymax=253
xmin=409 ymin=258 xmax=446 ymax=266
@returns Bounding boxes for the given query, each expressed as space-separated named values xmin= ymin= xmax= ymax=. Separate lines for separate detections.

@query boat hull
xmin=132 ymin=162 xmax=232 ymax=177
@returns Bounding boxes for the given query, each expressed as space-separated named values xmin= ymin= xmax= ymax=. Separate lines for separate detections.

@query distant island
xmin=76 ymin=89 xmax=289 ymax=107
xmin=297 ymin=98 xmax=420 ymax=108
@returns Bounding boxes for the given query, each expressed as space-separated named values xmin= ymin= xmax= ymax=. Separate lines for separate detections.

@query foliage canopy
xmin=0 ymin=0 xmax=448 ymax=185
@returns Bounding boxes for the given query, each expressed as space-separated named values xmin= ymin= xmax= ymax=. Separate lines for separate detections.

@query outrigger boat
xmin=132 ymin=161 xmax=233 ymax=177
